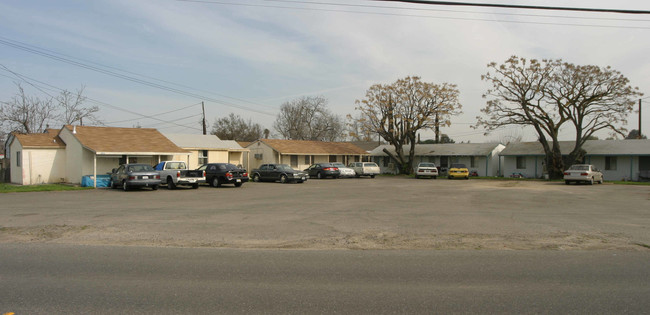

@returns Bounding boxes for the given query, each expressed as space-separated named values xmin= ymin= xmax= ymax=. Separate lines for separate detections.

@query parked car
xmin=563 ymin=164 xmax=604 ymax=185
xmin=448 ymin=163 xmax=469 ymax=179
xmin=348 ymin=162 xmax=380 ymax=178
xmin=414 ymin=162 xmax=439 ymax=179
xmin=198 ymin=163 xmax=248 ymax=187
xmin=154 ymin=161 xmax=205 ymax=189
xmin=331 ymin=163 xmax=356 ymax=177
xmin=251 ymin=164 xmax=308 ymax=183
xmin=109 ymin=163 xmax=161 ymax=191
xmin=305 ymin=163 xmax=340 ymax=179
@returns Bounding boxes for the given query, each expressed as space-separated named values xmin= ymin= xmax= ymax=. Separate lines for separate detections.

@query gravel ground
xmin=1 ymin=177 xmax=648 ymax=250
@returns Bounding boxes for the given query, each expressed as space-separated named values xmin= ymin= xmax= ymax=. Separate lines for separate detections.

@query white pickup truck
xmin=153 ymin=161 xmax=205 ymax=189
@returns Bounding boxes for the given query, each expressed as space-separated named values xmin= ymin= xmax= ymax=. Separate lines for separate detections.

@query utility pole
xmin=639 ymin=99 xmax=642 ymax=139
xmin=202 ymin=101 xmax=207 ymax=135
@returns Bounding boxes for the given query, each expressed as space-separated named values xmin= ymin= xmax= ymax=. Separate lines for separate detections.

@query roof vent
xmin=72 ymin=125 xmax=77 ymax=134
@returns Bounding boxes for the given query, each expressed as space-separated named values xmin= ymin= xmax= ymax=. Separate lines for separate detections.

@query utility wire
xmin=0 ymin=65 xmax=204 ymax=131
xmin=0 ymin=37 xmax=276 ymax=116
xmin=369 ymin=0 xmax=650 ymax=15
xmin=177 ymin=0 xmax=650 ymax=29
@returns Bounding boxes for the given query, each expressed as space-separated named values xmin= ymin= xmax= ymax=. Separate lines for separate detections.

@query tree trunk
xmin=382 ymin=148 xmax=402 ymax=173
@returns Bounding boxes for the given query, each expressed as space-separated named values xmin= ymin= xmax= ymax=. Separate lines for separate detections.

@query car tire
xmin=317 ymin=172 xmax=322 ymax=179
xmin=589 ymin=177 xmax=594 ymax=185
xmin=370 ymin=175 xmax=375 ymax=178
xmin=152 ymin=185 xmax=158 ymax=191
xmin=598 ymin=177 xmax=604 ymax=184
xmin=565 ymin=180 xmax=571 ymax=185
xmin=167 ymin=177 xmax=176 ymax=190
xmin=253 ymin=174 xmax=261 ymax=182
xmin=234 ymin=182 xmax=243 ymax=187
xmin=280 ymin=174 xmax=288 ymax=183
xmin=122 ymin=181 xmax=128 ymax=191
xmin=212 ymin=177 xmax=220 ymax=187
xmin=192 ymin=183 xmax=199 ymax=189
xmin=433 ymin=176 xmax=437 ymax=179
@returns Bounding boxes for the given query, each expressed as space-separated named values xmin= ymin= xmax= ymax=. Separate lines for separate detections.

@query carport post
xmin=93 ymin=155 xmax=97 ymax=188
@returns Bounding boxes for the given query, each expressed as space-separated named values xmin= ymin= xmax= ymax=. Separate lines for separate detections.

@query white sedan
xmin=414 ymin=162 xmax=439 ymax=179
xmin=563 ymin=164 xmax=604 ymax=185
xmin=331 ymin=163 xmax=356 ymax=177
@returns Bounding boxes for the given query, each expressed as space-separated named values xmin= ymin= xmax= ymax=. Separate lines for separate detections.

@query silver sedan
xmin=563 ymin=164 xmax=604 ymax=185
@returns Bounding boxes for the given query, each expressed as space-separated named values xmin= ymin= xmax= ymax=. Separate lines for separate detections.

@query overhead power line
xmin=177 ymin=0 xmax=650 ymax=29
xmin=0 ymin=65 xmax=204 ymax=132
xmin=369 ymin=0 xmax=650 ymax=15
xmin=0 ymin=37 xmax=276 ymax=116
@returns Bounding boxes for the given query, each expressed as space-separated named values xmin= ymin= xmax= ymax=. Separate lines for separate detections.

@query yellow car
xmin=447 ymin=163 xmax=469 ymax=179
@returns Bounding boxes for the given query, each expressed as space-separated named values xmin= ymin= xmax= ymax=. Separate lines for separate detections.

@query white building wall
xmin=587 ymin=156 xmax=637 ymax=181
xmin=58 ymin=128 xmax=85 ymax=184
xmin=247 ymin=142 xmax=278 ymax=170
xmin=9 ymin=141 xmax=24 ymax=184
xmin=502 ymin=156 xmax=545 ymax=178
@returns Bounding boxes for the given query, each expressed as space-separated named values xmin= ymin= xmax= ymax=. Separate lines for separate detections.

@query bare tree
xmin=211 ymin=113 xmax=263 ymax=141
xmin=57 ymin=86 xmax=100 ymax=126
xmin=354 ymin=76 xmax=462 ymax=173
xmin=345 ymin=113 xmax=376 ymax=141
xmin=477 ymin=56 xmax=641 ymax=178
xmin=273 ymin=96 xmax=345 ymax=141
xmin=0 ymin=84 xmax=58 ymax=133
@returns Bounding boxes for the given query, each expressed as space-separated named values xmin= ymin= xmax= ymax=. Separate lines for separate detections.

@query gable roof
xmin=62 ymin=125 xmax=187 ymax=155
xmin=12 ymin=129 xmax=65 ymax=149
xmin=370 ymin=143 xmax=504 ymax=157
xmin=253 ymin=139 xmax=368 ymax=155
xmin=499 ymin=140 xmax=650 ymax=156
xmin=162 ymin=133 xmax=247 ymax=151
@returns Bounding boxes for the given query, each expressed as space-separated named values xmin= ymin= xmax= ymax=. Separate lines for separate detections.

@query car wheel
xmin=448 ymin=176 xmax=452 ymax=179
xmin=152 ymin=185 xmax=158 ymax=191
xmin=167 ymin=177 xmax=176 ymax=190
xmin=253 ymin=174 xmax=261 ymax=182
xmin=565 ymin=180 xmax=570 ymax=185
xmin=598 ymin=177 xmax=604 ymax=184
xmin=122 ymin=181 xmax=128 ymax=191
xmin=415 ymin=175 xmax=419 ymax=179
xmin=465 ymin=176 xmax=469 ymax=180
xmin=370 ymin=175 xmax=375 ymax=178
xmin=280 ymin=174 xmax=288 ymax=183
xmin=355 ymin=174 xmax=360 ymax=178
xmin=317 ymin=172 xmax=322 ymax=179
xmin=433 ymin=176 xmax=437 ymax=179
xmin=192 ymin=183 xmax=199 ymax=189
xmin=234 ymin=182 xmax=243 ymax=187
xmin=589 ymin=177 xmax=594 ymax=185
xmin=212 ymin=177 xmax=220 ymax=187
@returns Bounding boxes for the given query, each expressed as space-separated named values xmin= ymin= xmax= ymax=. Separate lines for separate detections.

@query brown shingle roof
xmin=63 ymin=125 xmax=187 ymax=154
xmin=258 ymin=139 xmax=368 ymax=155
xmin=13 ymin=129 xmax=65 ymax=148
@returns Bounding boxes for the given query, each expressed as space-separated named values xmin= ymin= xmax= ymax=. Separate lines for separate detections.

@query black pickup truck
xmin=197 ymin=163 xmax=249 ymax=187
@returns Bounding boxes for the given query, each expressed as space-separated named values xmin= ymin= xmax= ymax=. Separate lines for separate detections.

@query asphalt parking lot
xmin=1 ymin=177 xmax=649 ymax=250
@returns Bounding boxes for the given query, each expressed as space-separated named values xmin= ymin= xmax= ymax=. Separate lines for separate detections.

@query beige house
xmin=162 ymin=133 xmax=249 ymax=170
xmin=6 ymin=129 xmax=66 ymax=185
xmin=6 ymin=125 xmax=189 ymax=186
xmin=246 ymin=139 xmax=369 ymax=171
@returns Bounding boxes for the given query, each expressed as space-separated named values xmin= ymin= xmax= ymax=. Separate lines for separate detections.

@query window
xmin=290 ymin=155 xmax=298 ymax=167
xmin=382 ymin=157 xmax=389 ymax=167
xmin=329 ymin=155 xmax=337 ymax=162
xmin=198 ymin=150 xmax=208 ymax=165
xmin=304 ymin=155 xmax=312 ymax=165
xmin=470 ymin=156 xmax=476 ymax=168
xmin=16 ymin=151 xmax=21 ymax=167
xmin=605 ymin=156 xmax=617 ymax=170
xmin=516 ymin=156 xmax=526 ymax=169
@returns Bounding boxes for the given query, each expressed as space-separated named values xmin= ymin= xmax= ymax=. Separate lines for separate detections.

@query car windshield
xmin=332 ymin=163 xmax=345 ymax=168
xmin=128 ymin=165 xmax=154 ymax=172
xmin=568 ymin=165 xmax=589 ymax=171
xmin=450 ymin=164 xmax=466 ymax=168
xmin=277 ymin=164 xmax=294 ymax=171
xmin=418 ymin=163 xmax=436 ymax=167
xmin=363 ymin=163 xmax=378 ymax=167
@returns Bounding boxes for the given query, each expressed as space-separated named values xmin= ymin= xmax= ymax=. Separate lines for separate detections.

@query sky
xmin=1 ymin=0 xmax=649 ymax=143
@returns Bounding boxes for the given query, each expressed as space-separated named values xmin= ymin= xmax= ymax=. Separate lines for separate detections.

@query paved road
xmin=1 ymin=244 xmax=648 ymax=314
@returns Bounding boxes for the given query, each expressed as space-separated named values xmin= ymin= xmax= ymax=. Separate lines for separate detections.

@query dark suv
xmin=198 ymin=163 xmax=249 ymax=187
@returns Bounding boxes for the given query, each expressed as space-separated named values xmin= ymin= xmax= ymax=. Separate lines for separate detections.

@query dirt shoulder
xmin=1 ymin=178 xmax=648 ymax=250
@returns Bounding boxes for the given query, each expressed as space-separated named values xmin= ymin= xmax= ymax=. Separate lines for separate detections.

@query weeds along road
xmin=0 ymin=177 xmax=648 ymax=250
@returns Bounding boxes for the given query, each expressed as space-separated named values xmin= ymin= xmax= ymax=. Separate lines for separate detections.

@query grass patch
xmin=0 ymin=183 xmax=93 ymax=193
